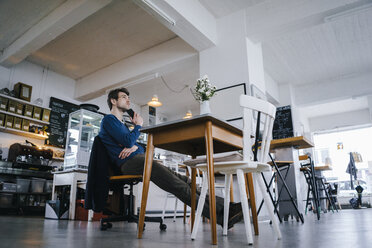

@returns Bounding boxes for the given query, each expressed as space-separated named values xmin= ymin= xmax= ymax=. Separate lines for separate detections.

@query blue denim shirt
xmin=98 ymin=114 xmax=144 ymax=168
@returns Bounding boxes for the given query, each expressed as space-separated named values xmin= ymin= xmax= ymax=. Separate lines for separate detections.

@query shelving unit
xmin=0 ymin=126 xmax=48 ymax=140
xmin=0 ymin=109 xmax=50 ymax=125
xmin=0 ymin=93 xmax=51 ymax=110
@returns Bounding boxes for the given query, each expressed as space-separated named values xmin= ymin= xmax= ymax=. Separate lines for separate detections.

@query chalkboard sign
xmin=48 ymin=97 xmax=79 ymax=148
xmin=272 ymin=105 xmax=294 ymax=140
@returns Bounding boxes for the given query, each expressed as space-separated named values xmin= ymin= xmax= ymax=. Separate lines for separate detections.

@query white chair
xmin=161 ymin=160 xmax=181 ymax=222
xmin=190 ymin=95 xmax=282 ymax=245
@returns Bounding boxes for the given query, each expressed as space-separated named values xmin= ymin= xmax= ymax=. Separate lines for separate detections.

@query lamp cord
xmin=160 ymin=75 xmax=189 ymax=93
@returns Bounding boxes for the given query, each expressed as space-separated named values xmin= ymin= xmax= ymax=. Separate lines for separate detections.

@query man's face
xmin=114 ymin=92 xmax=130 ymax=111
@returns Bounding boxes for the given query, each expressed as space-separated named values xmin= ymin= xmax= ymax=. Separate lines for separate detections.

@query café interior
xmin=1 ymin=0 xmax=372 ymax=247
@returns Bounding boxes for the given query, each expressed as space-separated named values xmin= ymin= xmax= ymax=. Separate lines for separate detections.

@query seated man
xmin=99 ymin=87 xmax=243 ymax=228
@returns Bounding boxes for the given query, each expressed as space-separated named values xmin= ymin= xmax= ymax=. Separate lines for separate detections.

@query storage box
xmin=0 ymin=113 xmax=5 ymax=126
xmin=0 ymin=193 xmax=14 ymax=208
xmin=0 ymin=96 xmax=8 ymax=111
xmin=33 ymin=107 xmax=42 ymax=120
xmin=45 ymin=200 xmax=69 ymax=219
xmin=14 ymin=82 xmax=32 ymax=102
xmin=30 ymin=178 xmax=46 ymax=193
xmin=0 ymin=182 xmax=17 ymax=192
xmin=44 ymin=180 xmax=53 ymax=193
xmin=5 ymin=115 xmax=14 ymax=128
xmin=21 ymin=119 xmax=30 ymax=132
xmin=24 ymin=104 xmax=33 ymax=118
xmin=13 ymin=117 xmax=22 ymax=130
xmin=42 ymin=109 xmax=51 ymax=122
xmin=15 ymin=102 xmax=23 ymax=115
xmin=16 ymin=178 xmax=30 ymax=193
xmin=7 ymin=99 xmax=16 ymax=113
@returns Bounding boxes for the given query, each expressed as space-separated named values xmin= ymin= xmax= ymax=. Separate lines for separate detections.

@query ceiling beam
xmin=133 ymin=0 xmax=217 ymax=51
xmin=245 ymin=0 xmax=370 ymax=42
xmin=0 ymin=0 xmax=112 ymax=67
xmin=294 ymin=72 xmax=372 ymax=107
xmin=74 ymin=37 xmax=197 ymax=101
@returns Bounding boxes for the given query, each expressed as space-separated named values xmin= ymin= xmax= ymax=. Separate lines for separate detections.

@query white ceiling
xmin=1 ymin=0 xmax=372 ymax=122
xmin=0 ymin=0 xmax=66 ymax=51
xmin=263 ymin=8 xmax=372 ymax=85
xmin=26 ymin=0 xmax=177 ymax=79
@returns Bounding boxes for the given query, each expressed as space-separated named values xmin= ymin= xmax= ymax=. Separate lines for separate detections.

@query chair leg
xmin=162 ymin=193 xmax=169 ymax=221
xmin=223 ymin=174 xmax=232 ymax=236
xmin=237 ymin=169 xmax=254 ymax=245
xmin=191 ymin=172 xmax=209 ymax=240
xmin=173 ymin=198 xmax=178 ymax=222
xmin=255 ymin=173 xmax=282 ymax=240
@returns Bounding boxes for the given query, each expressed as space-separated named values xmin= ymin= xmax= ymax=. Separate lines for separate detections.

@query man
xmin=99 ymin=88 xmax=243 ymax=228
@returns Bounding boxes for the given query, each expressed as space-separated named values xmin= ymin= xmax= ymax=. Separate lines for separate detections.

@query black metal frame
xmin=252 ymin=112 xmax=304 ymax=223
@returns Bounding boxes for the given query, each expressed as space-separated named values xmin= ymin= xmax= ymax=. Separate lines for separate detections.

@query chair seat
xmin=196 ymin=161 xmax=271 ymax=174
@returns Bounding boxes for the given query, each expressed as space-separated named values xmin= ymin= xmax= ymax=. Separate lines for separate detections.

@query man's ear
xmin=110 ymin=98 xmax=116 ymax=107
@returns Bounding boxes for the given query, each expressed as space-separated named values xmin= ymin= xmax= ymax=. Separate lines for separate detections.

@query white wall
xmin=0 ymin=61 xmax=78 ymax=159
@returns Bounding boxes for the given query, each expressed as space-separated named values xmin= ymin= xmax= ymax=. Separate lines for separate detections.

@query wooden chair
xmin=190 ymin=95 xmax=282 ymax=245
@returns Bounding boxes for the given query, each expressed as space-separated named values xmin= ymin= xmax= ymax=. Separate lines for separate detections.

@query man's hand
xmin=131 ymin=112 xmax=143 ymax=126
xmin=119 ymin=145 xmax=139 ymax=159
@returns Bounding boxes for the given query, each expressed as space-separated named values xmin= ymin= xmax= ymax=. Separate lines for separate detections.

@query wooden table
xmin=139 ymin=115 xmax=243 ymax=245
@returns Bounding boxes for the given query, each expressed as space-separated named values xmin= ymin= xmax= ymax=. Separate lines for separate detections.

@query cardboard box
xmin=75 ymin=199 xmax=107 ymax=221
xmin=33 ymin=107 xmax=42 ymax=120
xmin=22 ymin=119 xmax=30 ymax=132
xmin=15 ymin=102 xmax=23 ymax=115
xmin=14 ymin=82 xmax=32 ymax=102
xmin=13 ymin=117 xmax=22 ymax=130
xmin=24 ymin=104 xmax=33 ymax=118
xmin=0 ymin=113 xmax=5 ymax=126
xmin=5 ymin=115 xmax=13 ymax=128
xmin=0 ymin=96 xmax=8 ymax=111
xmin=7 ymin=99 xmax=16 ymax=113
xmin=42 ymin=109 xmax=51 ymax=122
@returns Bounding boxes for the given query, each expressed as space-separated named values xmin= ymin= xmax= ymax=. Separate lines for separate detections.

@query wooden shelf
xmin=0 ymin=93 xmax=51 ymax=110
xmin=0 ymin=126 xmax=48 ymax=140
xmin=0 ymin=109 xmax=50 ymax=125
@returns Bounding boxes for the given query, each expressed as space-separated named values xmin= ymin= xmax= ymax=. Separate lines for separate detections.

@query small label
xmin=23 ymin=126 xmax=28 ymax=131
xmin=7 ymin=122 xmax=12 ymax=127
xmin=0 ymin=104 xmax=5 ymax=109
xmin=35 ymin=113 xmax=40 ymax=118
xmin=15 ymin=124 xmax=20 ymax=128
xmin=26 ymin=111 xmax=31 ymax=115
xmin=9 ymin=107 xmax=15 ymax=111
xmin=17 ymin=110 xmax=22 ymax=114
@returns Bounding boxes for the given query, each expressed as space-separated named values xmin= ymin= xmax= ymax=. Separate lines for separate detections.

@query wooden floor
xmin=0 ymin=209 xmax=371 ymax=247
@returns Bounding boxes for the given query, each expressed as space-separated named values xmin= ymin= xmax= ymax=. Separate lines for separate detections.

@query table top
xmin=141 ymin=114 xmax=242 ymax=136
xmin=141 ymin=114 xmax=243 ymax=157
xmin=270 ymin=136 xmax=314 ymax=150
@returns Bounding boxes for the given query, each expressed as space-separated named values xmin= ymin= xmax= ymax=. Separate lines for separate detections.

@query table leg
xmin=184 ymin=167 xmax=190 ymax=224
xmin=191 ymin=167 xmax=196 ymax=231
xmin=69 ymin=173 xmax=77 ymax=220
xmin=230 ymin=178 xmax=234 ymax=202
xmin=137 ymin=134 xmax=154 ymax=239
xmin=205 ymin=121 xmax=217 ymax=245
xmin=246 ymin=173 xmax=259 ymax=235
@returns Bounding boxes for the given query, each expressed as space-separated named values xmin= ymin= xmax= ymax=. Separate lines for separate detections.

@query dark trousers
xmin=120 ymin=154 xmax=225 ymax=224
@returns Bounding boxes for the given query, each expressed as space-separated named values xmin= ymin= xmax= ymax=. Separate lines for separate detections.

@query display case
xmin=63 ymin=109 xmax=103 ymax=171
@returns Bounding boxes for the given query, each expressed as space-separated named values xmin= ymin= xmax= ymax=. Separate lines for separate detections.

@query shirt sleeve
xmin=102 ymin=115 xmax=142 ymax=148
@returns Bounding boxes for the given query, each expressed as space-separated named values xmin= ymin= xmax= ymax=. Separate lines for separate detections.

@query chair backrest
xmin=239 ymin=95 xmax=276 ymax=163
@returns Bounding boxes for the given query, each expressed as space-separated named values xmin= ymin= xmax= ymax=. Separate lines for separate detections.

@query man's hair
xmin=107 ymin=88 xmax=129 ymax=110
